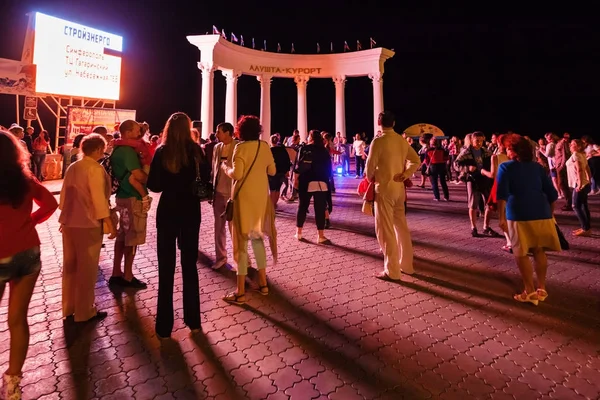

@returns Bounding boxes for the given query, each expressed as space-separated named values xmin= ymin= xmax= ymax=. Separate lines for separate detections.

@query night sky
xmin=1 ymin=1 xmax=598 ymax=142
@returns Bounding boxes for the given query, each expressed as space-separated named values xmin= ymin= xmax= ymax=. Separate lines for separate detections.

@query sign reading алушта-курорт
xmin=32 ymin=12 xmax=123 ymax=100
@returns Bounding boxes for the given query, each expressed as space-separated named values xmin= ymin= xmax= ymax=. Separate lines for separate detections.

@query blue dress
xmin=496 ymin=161 xmax=561 ymax=256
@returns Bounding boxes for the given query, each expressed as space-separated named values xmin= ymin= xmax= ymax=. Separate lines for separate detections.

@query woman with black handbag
xmin=147 ymin=112 xmax=208 ymax=338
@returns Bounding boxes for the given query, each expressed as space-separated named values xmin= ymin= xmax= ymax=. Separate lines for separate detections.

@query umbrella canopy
xmin=403 ymin=123 xmax=446 ymax=138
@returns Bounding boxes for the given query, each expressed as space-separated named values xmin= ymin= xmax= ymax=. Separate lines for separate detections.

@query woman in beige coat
xmin=221 ymin=115 xmax=276 ymax=304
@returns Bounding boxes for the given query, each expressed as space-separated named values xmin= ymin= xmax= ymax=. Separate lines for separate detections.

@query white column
xmin=332 ymin=76 xmax=346 ymax=138
xmin=223 ymin=70 xmax=240 ymax=125
xmin=199 ymin=62 xmax=215 ymax=139
xmin=294 ymin=76 xmax=309 ymax=142
xmin=257 ymin=75 xmax=272 ymax=141
xmin=369 ymin=72 xmax=384 ymax=137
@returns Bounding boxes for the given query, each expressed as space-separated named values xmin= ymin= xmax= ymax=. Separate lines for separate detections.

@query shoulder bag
xmin=222 ymin=142 xmax=261 ymax=221
xmin=193 ymin=148 xmax=213 ymax=202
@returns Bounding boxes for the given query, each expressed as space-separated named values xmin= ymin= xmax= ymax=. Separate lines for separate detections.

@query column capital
xmin=368 ymin=72 xmax=383 ymax=82
xmin=332 ymin=75 xmax=346 ymax=86
xmin=198 ymin=62 xmax=215 ymax=74
xmin=294 ymin=75 xmax=310 ymax=87
xmin=256 ymin=75 xmax=272 ymax=85
xmin=222 ymin=69 xmax=241 ymax=81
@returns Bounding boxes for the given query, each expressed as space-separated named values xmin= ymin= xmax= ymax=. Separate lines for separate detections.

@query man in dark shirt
xmin=23 ymin=126 xmax=35 ymax=174
xmin=269 ymin=135 xmax=291 ymax=208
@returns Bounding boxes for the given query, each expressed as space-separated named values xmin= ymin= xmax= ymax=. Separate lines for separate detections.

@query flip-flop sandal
xmin=223 ymin=292 xmax=246 ymax=305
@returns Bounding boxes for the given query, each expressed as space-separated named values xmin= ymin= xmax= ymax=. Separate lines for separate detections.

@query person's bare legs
xmin=469 ymin=209 xmax=478 ymax=230
xmin=551 ymin=177 xmax=562 ymax=197
xmin=5 ymin=271 xmax=39 ymax=376
xmin=112 ymin=241 xmax=137 ymax=282
xmin=236 ymin=275 xmax=245 ymax=296
xmin=257 ymin=269 xmax=267 ymax=289
xmin=269 ymin=191 xmax=279 ymax=209
xmin=122 ymin=246 xmax=136 ymax=281
xmin=515 ymin=255 xmax=535 ymax=294
xmin=483 ymin=207 xmax=492 ymax=229
xmin=112 ymin=240 xmax=125 ymax=277
xmin=532 ymin=248 xmax=548 ymax=291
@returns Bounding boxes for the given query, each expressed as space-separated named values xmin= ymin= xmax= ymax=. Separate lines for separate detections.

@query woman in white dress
xmin=221 ymin=116 xmax=276 ymax=304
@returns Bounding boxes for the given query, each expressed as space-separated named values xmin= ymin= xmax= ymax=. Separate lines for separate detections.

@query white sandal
xmin=513 ymin=291 xmax=539 ymax=306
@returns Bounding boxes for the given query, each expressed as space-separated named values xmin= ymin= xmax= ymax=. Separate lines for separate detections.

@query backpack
xmin=294 ymin=144 xmax=313 ymax=174
xmin=100 ymin=155 xmax=121 ymax=195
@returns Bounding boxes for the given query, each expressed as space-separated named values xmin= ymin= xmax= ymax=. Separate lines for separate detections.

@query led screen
xmin=33 ymin=12 xmax=123 ymax=100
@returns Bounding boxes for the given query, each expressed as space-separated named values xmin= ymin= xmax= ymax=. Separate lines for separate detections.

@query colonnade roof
xmin=187 ymin=35 xmax=395 ymax=78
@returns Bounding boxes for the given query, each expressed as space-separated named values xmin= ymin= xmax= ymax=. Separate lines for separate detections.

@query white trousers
xmin=374 ymin=191 xmax=414 ymax=279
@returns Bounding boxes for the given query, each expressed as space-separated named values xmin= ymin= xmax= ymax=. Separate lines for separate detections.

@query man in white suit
xmin=211 ymin=122 xmax=238 ymax=269
xmin=365 ymin=111 xmax=420 ymax=281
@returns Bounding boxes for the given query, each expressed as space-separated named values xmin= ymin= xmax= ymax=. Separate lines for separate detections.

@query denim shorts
xmin=0 ymin=247 xmax=41 ymax=285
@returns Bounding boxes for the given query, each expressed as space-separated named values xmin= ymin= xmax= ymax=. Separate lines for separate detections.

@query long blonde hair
xmin=160 ymin=112 xmax=198 ymax=173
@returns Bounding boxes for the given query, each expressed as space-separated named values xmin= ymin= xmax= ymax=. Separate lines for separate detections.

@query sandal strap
xmin=224 ymin=292 xmax=246 ymax=302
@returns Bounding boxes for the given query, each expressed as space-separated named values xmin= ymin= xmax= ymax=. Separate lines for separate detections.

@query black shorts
xmin=268 ymin=174 xmax=286 ymax=191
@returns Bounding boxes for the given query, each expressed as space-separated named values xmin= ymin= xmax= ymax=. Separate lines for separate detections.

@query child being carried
xmin=112 ymin=137 xmax=152 ymax=200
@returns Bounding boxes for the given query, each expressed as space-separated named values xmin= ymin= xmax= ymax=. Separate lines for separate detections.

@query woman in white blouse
xmin=59 ymin=134 xmax=116 ymax=322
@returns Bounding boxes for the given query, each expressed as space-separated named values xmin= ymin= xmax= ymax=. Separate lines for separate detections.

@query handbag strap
xmin=232 ymin=141 xmax=261 ymax=201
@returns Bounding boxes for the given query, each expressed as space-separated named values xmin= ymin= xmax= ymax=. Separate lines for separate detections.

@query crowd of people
xmin=0 ymin=110 xmax=597 ymax=398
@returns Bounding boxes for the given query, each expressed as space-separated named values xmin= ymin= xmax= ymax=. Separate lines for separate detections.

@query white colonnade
xmin=188 ymin=35 xmax=393 ymax=141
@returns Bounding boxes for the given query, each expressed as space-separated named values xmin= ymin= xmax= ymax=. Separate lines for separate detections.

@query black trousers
xmin=297 ymin=190 xmax=327 ymax=230
xmin=155 ymin=200 xmax=201 ymax=337
xmin=429 ymin=163 xmax=449 ymax=200
xmin=355 ymin=156 xmax=365 ymax=177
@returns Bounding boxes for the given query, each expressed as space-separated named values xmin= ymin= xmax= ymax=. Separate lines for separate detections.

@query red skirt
xmin=488 ymin=179 xmax=498 ymax=211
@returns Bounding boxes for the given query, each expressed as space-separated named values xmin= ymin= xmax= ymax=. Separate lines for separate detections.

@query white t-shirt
xmin=584 ymin=144 xmax=599 ymax=159
xmin=566 ymin=152 xmax=590 ymax=189
xmin=353 ymin=140 xmax=365 ymax=157
xmin=545 ymin=142 xmax=556 ymax=169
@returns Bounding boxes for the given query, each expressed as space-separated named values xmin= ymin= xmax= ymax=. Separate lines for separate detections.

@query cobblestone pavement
xmin=2 ymin=175 xmax=599 ymax=399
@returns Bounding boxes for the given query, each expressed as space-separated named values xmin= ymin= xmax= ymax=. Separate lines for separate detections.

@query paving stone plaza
xmin=2 ymin=176 xmax=599 ymax=399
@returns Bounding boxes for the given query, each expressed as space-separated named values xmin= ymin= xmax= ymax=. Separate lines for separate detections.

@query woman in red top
xmin=32 ymin=130 xmax=50 ymax=181
xmin=425 ymin=137 xmax=450 ymax=201
xmin=0 ymin=131 xmax=58 ymax=399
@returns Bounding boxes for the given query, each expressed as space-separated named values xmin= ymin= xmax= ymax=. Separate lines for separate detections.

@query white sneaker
xmin=3 ymin=373 xmax=22 ymax=400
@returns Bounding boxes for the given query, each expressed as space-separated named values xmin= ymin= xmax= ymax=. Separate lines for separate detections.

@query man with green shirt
xmin=109 ymin=120 xmax=150 ymax=288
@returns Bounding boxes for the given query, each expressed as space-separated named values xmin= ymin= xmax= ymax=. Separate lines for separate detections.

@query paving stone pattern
xmin=2 ymin=176 xmax=599 ymax=399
